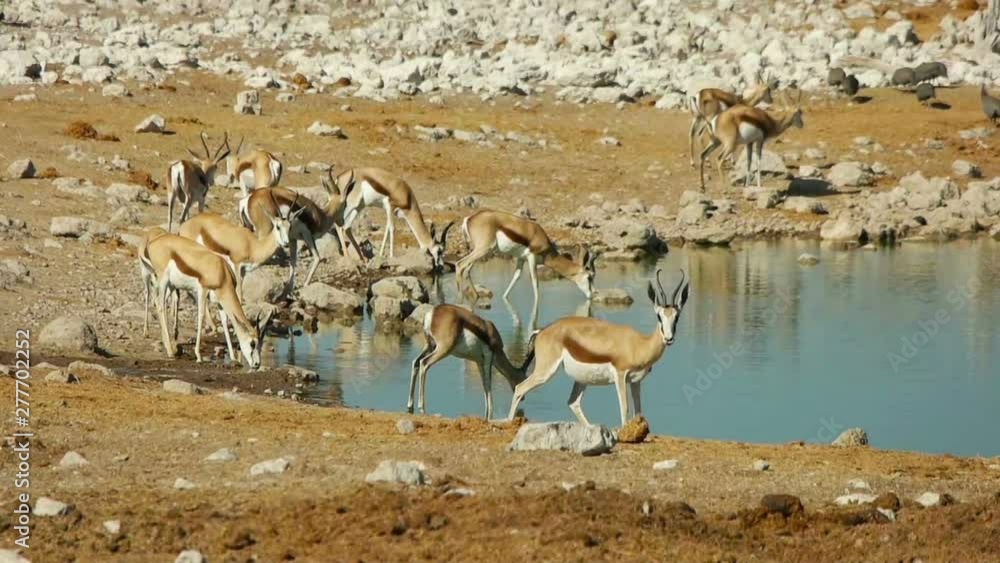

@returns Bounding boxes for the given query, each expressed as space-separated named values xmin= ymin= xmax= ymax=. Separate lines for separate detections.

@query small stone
xmin=848 ymin=479 xmax=872 ymax=490
xmin=174 ymin=477 xmax=196 ymax=490
xmin=752 ymin=459 xmax=770 ymax=471
xmin=234 ymin=89 xmax=262 ymax=115
xmin=597 ymin=136 xmax=621 ymax=146
xmin=39 ymin=317 xmax=98 ymax=353
xmin=444 ymin=487 xmax=475 ymax=497
xmin=276 ymin=92 xmax=296 ymax=103
xmin=952 ymin=160 xmax=981 ymax=178
xmin=163 ymin=379 xmax=201 ymax=395
xmin=835 ymin=493 xmax=877 ymax=506
xmin=174 ymin=550 xmax=206 ymax=563
xmin=365 ymin=460 xmax=427 ymax=486
xmin=797 ymin=253 xmax=820 ymax=266
xmin=653 ymin=459 xmax=679 ymax=471
xmin=249 ymin=457 xmax=290 ymax=476
xmin=307 ymin=121 xmax=346 ymax=138
xmin=915 ymin=491 xmax=954 ymax=507
xmin=832 ymin=427 xmax=869 ymax=447
xmin=508 ymin=422 xmax=616 ymax=456
xmin=34 ymin=497 xmax=73 ymax=517
xmin=592 ymin=288 xmax=634 ymax=305
xmin=45 ymin=369 xmax=79 ymax=384
xmin=103 ymin=520 xmax=121 ymax=534
xmin=134 ymin=114 xmax=166 ymax=133
xmin=396 ymin=419 xmax=416 ymax=435
xmin=6 ymin=159 xmax=35 ymax=179
xmin=59 ymin=451 xmax=89 ymax=468
xmin=204 ymin=448 xmax=238 ymax=462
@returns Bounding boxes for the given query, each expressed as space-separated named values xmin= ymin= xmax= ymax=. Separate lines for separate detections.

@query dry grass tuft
xmin=172 ymin=116 xmax=204 ymax=125
xmin=127 ymin=170 xmax=159 ymax=190
xmin=37 ymin=167 xmax=60 ymax=179
xmin=65 ymin=121 xmax=120 ymax=142
xmin=292 ymin=73 xmax=312 ymax=90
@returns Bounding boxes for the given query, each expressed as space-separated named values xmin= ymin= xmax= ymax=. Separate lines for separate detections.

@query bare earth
xmin=2 ymin=50 xmax=1000 ymax=562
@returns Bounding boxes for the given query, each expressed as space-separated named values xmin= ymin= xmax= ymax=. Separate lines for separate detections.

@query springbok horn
xmin=214 ymin=131 xmax=230 ymax=160
xmin=671 ymin=269 xmax=687 ymax=306
xmin=438 ymin=221 xmax=454 ymax=244
xmin=655 ymin=268 xmax=667 ymax=306
xmin=199 ymin=131 xmax=211 ymax=159
xmin=235 ymin=136 xmax=245 ymax=156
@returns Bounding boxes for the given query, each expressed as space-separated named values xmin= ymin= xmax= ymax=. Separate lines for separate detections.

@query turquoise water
xmin=270 ymin=240 xmax=1000 ymax=456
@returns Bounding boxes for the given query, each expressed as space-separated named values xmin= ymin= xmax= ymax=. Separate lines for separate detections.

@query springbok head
xmin=186 ymin=131 xmax=231 ymax=183
xmin=646 ymin=268 xmax=690 ymax=346
xmin=233 ymin=307 xmax=274 ymax=370
xmin=267 ymin=190 xmax=305 ymax=249
xmin=427 ymin=221 xmax=454 ymax=270
xmin=225 ymin=135 xmax=247 ymax=178
xmin=569 ymin=247 xmax=597 ymax=299
xmin=322 ymin=167 xmax=357 ymax=228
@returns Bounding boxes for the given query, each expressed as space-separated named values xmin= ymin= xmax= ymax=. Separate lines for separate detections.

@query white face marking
xmin=658 ymin=307 xmax=680 ymax=345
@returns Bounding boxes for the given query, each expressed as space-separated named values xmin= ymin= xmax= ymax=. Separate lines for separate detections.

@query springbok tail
xmin=519 ymin=330 xmax=539 ymax=372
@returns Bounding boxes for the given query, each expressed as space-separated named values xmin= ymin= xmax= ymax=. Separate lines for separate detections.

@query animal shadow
xmin=929 ymin=102 xmax=951 ymax=110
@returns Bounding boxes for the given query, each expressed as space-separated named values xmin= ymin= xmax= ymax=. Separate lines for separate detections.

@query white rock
xmin=797 ymin=253 xmax=820 ymax=266
xmin=307 ymin=121 xmax=346 ymax=138
xmin=59 ymin=451 xmax=89 ymax=469
xmin=653 ymin=459 xmax=679 ymax=471
xmin=828 ymin=162 xmax=873 ymax=187
xmin=835 ymin=493 xmax=877 ymax=506
xmin=915 ymin=491 xmax=951 ymax=507
xmin=832 ymin=427 xmax=869 ymax=446
xmin=597 ymin=136 xmax=621 ymax=147
xmin=174 ymin=550 xmax=206 ymax=563
xmin=163 ymin=379 xmax=201 ymax=395
xmin=103 ymin=520 xmax=121 ymax=534
xmin=365 ymin=460 xmax=427 ymax=485
xmin=848 ymin=479 xmax=872 ymax=490
xmin=396 ymin=419 xmax=416 ymax=435
xmin=752 ymin=459 xmax=770 ymax=471
xmin=134 ymin=114 xmax=166 ymax=134
xmin=234 ymin=89 xmax=262 ymax=115
xmin=249 ymin=457 xmax=290 ymax=476
xmin=34 ymin=497 xmax=72 ymax=517
xmin=173 ymin=477 xmax=195 ymax=490
xmin=952 ymin=160 xmax=980 ymax=178
xmin=509 ymin=422 xmax=616 ymax=456
xmin=0 ymin=549 xmax=30 ymax=563
xmin=204 ymin=448 xmax=238 ymax=462
xmin=6 ymin=159 xmax=35 ymax=179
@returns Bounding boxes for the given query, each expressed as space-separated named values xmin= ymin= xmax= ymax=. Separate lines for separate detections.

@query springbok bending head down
xmin=167 ymin=131 xmax=231 ymax=232
xmin=506 ymin=269 xmax=690 ymax=427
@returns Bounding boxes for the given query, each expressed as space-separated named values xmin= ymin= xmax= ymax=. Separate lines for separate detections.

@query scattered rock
xmin=50 ymin=216 xmax=112 ymax=238
xmin=174 ymin=550 xmax=206 ymax=563
xmin=509 ymin=422 xmax=616 ymax=456
xmin=174 ymin=477 xmax=196 ymax=490
xmin=797 ymin=253 xmax=820 ymax=266
xmin=234 ymin=89 xmax=262 ymax=115
xmin=752 ymin=459 xmax=770 ymax=471
xmin=848 ymin=479 xmax=872 ymax=490
xmin=952 ymin=159 xmax=980 ymax=178
xmin=59 ymin=451 xmax=89 ymax=469
xmin=6 ymin=159 xmax=35 ymax=179
xmin=653 ymin=459 xmax=679 ymax=471
xmin=396 ymin=419 xmax=416 ymax=435
xmin=39 ymin=317 xmax=98 ymax=353
xmin=369 ymin=276 xmax=429 ymax=303
xmin=592 ymin=288 xmax=633 ymax=306
xmin=307 ymin=121 xmax=346 ymax=138
xmin=828 ymin=161 xmax=873 ymax=188
xmin=299 ymin=283 xmax=364 ymax=317
xmin=67 ymin=361 xmax=114 ymax=378
xmin=820 ymin=217 xmax=867 ymax=245
xmin=163 ymin=379 xmax=201 ymax=395
xmin=731 ymin=149 xmax=788 ymax=183
xmin=366 ymin=460 xmax=427 ymax=485
xmin=134 ymin=114 xmax=166 ymax=134
xmin=915 ymin=491 xmax=954 ymax=508
xmin=616 ymin=416 xmax=649 ymax=443
xmin=832 ymin=427 xmax=869 ymax=447
xmin=242 ymin=268 xmax=287 ymax=304
xmin=597 ymin=136 xmax=621 ymax=147
xmin=45 ymin=369 xmax=79 ymax=384
xmin=204 ymin=448 xmax=238 ymax=462
xmin=783 ymin=196 xmax=827 ymax=215
xmin=34 ymin=497 xmax=73 ymax=517
xmin=835 ymin=493 xmax=877 ymax=506
xmin=103 ymin=520 xmax=121 ymax=534
xmin=249 ymin=457 xmax=290 ymax=476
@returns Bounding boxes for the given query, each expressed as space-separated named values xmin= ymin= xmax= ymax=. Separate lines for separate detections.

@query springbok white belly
xmin=239 ymin=169 xmax=256 ymax=191
xmin=360 ymin=181 xmax=387 ymax=207
xmin=451 ymin=329 xmax=486 ymax=362
xmin=562 ymin=352 xmax=654 ymax=386
xmin=738 ymin=122 xmax=765 ymax=144
xmin=496 ymin=231 xmax=531 ymax=258
xmin=164 ymin=260 xmax=201 ymax=294
xmin=267 ymin=158 xmax=281 ymax=185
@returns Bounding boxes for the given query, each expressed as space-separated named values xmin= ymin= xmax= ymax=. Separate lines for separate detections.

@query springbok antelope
xmin=455 ymin=210 xmax=595 ymax=304
xmin=699 ymin=90 xmax=804 ymax=191
xmin=687 ymin=72 xmax=777 ymax=167
xmin=239 ymin=177 xmax=362 ymax=292
xmin=178 ymin=204 xmax=301 ymax=298
xmin=227 ymin=137 xmax=283 ymax=197
xmin=167 ymin=132 xmax=231 ymax=233
xmin=139 ymin=230 xmax=271 ymax=367
xmin=330 ymin=167 xmax=451 ymax=269
xmin=507 ymin=269 xmax=690 ymax=427
xmin=409 ymin=304 xmax=531 ymax=419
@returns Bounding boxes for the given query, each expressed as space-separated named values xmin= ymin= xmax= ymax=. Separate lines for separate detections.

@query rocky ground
xmin=4 ymin=0 xmax=1000 ymax=560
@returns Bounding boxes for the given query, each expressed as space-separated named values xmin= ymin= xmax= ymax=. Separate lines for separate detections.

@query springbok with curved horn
xmin=226 ymin=137 xmax=283 ymax=197
xmin=409 ymin=304 xmax=532 ymax=419
xmin=507 ymin=269 xmax=690 ymax=427
xmin=178 ymin=199 xmax=301 ymax=298
xmin=167 ymin=131 xmax=231 ymax=232
xmin=455 ymin=209 xmax=595 ymax=304
xmin=699 ymin=90 xmax=804 ymax=191
xmin=139 ymin=229 xmax=271 ymax=368
xmin=330 ymin=167 xmax=452 ymax=269
xmin=687 ymin=72 xmax=777 ymax=167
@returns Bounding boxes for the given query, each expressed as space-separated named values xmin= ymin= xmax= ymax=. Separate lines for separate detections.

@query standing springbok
xmin=408 ymin=304 xmax=531 ymax=419
xmin=455 ymin=210 xmax=595 ymax=304
xmin=699 ymin=90 xmax=804 ymax=191
xmin=331 ymin=167 xmax=451 ymax=269
xmin=139 ymin=230 xmax=271 ymax=367
xmin=178 ymin=202 xmax=301 ymax=298
xmin=507 ymin=269 xmax=690 ymax=427
xmin=167 ymin=132 xmax=231 ymax=233
xmin=687 ymin=72 xmax=777 ymax=167
xmin=227 ymin=137 xmax=283 ymax=197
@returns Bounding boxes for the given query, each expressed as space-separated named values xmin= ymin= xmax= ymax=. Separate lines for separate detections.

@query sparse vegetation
xmin=37 ymin=166 xmax=60 ymax=179
xmin=65 ymin=120 xmax=120 ymax=142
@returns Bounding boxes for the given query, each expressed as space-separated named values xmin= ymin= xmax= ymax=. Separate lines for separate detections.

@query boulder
xmin=106 ymin=183 xmax=150 ymax=203
xmin=599 ymin=217 xmax=665 ymax=255
xmin=592 ymin=288 xmax=633 ymax=305
xmin=915 ymin=492 xmax=954 ymax=508
xmin=39 ymin=317 xmax=98 ymax=353
xmin=50 ymin=217 xmax=112 ymax=238
xmin=797 ymin=253 xmax=820 ymax=266
xmin=832 ymin=427 xmax=869 ymax=447
xmin=952 ymin=160 xmax=980 ymax=178
xmin=175 ymin=551 xmax=206 ymax=563
xmin=369 ymin=276 xmax=429 ymax=303
xmin=234 ymin=89 xmax=262 ymax=115
xmin=163 ymin=379 xmax=201 ymax=395
xmin=827 ymin=162 xmax=873 ymax=188
xmin=59 ymin=451 xmax=89 ymax=468
xmin=67 ymin=361 xmax=113 ymax=378
xmin=730 ymin=149 xmax=788 ymax=184
xmin=6 ymin=159 xmax=35 ymax=179
xmin=242 ymin=268 xmax=287 ymax=304
xmin=307 ymin=121 xmax=346 ymax=138
xmin=45 ymin=369 xmax=79 ymax=384
xmin=370 ymin=296 xmax=417 ymax=324
xmin=249 ymin=457 xmax=290 ymax=476
xmin=508 ymin=422 xmax=616 ymax=456
xmin=134 ymin=114 xmax=166 ymax=133
xmin=299 ymin=283 xmax=364 ymax=316
xmin=204 ymin=448 xmax=238 ymax=462
xmin=783 ymin=196 xmax=827 ymax=215
xmin=820 ymin=217 xmax=866 ymax=245
xmin=365 ymin=460 xmax=427 ymax=485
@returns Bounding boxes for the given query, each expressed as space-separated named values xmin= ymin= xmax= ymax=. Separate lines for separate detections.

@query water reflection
xmin=270 ymin=241 xmax=1000 ymax=456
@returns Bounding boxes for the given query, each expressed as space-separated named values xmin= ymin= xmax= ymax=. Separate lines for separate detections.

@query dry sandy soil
xmin=3 ymin=10 xmax=1000 ymax=560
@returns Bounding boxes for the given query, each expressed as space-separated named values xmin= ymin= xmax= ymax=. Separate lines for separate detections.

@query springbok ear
xmin=344 ymin=170 xmax=357 ymax=194
xmin=290 ymin=207 xmax=306 ymax=220
xmin=679 ymin=284 xmax=691 ymax=310
xmin=429 ymin=222 xmax=437 ymax=240
xmin=647 ymin=282 xmax=659 ymax=305
xmin=260 ymin=308 xmax=275 ymax=333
